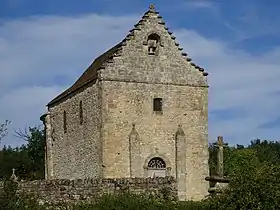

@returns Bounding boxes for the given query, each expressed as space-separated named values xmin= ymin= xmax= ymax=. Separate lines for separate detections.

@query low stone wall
xmin=1 ymin=177 xmax=177 ymax=205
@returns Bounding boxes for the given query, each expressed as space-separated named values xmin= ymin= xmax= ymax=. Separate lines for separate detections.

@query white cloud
xmin=184 ymin=1 xmax=215 ymax=10
xmin=175 ymin=29 xmax=280 ymax=145
xmin=0 ymin=14 xmax=137 ymax=147
xmin=0 ymin=12 xmax=280 ymax=147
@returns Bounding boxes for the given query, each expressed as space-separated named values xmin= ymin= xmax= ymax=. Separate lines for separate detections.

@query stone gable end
xmin=99 ymin=9 xmax=207 ymax=87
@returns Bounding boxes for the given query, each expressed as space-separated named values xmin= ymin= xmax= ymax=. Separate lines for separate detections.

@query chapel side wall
xmin=48 ymin=83 xmax=102 ymax=179
xmin=101 ymin=81 xmax=209 ymax=200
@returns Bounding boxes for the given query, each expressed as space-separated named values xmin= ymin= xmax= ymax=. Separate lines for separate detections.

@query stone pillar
xmin=206 ymin=136 xmax=229 ymax=194
xmin=41 ymin=112 xmax=54 ymax=180
xmin=214 ymin=136 xmax=228 ymax=177
xmin=128 ymin=123 xmax=141 ymax=177
xmin=175 ymin=125 xmax=186 ymax=201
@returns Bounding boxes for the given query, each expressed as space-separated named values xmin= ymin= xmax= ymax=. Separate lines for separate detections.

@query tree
xmin=210 ymin=162 xmax=280 ymax=209
xmin=208 ymin=140 xmax=280 ymax=209
xmin=0 ymin=120 xmax=11 ymax=143
xmin=14 ymin=126 xmax=45 ymax=180
xmin=249 ymin=139 xmax=280 ymax=164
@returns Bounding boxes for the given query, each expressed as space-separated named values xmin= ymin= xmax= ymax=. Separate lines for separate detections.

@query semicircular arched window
xmin=148 ymin=157 xmax=166 ymax=169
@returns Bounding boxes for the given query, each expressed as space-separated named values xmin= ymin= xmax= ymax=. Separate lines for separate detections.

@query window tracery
xmin=148 ymin=157 xmax=166 ymax=169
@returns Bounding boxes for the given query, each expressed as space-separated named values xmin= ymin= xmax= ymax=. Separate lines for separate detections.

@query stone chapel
xmin=42 ymin=4 xmax=210 ymax=201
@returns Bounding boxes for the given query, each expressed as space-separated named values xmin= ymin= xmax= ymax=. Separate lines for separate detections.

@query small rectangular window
xmin=79 ymin=101 xmax=83 ymax=125
xmin=63 ymin=111 xmax=67 ymax=133
xmin=153 ymin=98 xmax=163 ymax=112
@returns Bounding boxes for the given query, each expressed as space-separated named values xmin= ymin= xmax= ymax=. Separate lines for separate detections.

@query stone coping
xmin=205 ymin=175 xmax=230 ymax=183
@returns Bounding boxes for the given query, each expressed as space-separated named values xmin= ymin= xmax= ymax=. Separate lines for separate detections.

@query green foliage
xmin=206 ymin=140 xmax=280 ymax=210
xmin=2 ymin=129 xmax=280 ymax=209
xmin=0 ymin=126 xmax=45 ymax=180
xmin=0 ymin=191 xmax=211 ymax=210
xmin=249 ymin=139 xmax=280 ymax=164
xmin=82 ymin=193 xmax=166 ymax=210
xmin=207 ymin=163 xmax=280 ymax=210
xmin=225 ymin=148 xmax=260 ymax=177
xmin=0 ymin=180 xmax=44 ymax=210
xmin=85 ymin=193 xmax=211 ymax=210
xmin=24 ymin=127 xmax=45 ymax=179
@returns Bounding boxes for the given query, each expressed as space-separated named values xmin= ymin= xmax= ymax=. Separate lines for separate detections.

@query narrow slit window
xmin=153 ymin=98 xmax=163 ymax=112
xmin=63 ymin=111 xmax=67 ymax=133
xmin=79 ymin=101 xmax=83 ymax=125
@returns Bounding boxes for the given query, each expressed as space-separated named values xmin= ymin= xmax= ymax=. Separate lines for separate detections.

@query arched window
xmin=148 ymin=157 xmax=166 ymax=169
xmin=147 ymin=33 xmax=160 ymax=55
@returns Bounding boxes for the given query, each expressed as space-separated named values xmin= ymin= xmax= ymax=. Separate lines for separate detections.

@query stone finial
xmin=10 ymin=168 xmax=18 ymax=182
xmin=129 ymin=123 xmax=139 ymax=137
xmin=175 ymin=125 xmax=185 ymax=137
xmin=149 ymin=4 xmax=155 ymax=11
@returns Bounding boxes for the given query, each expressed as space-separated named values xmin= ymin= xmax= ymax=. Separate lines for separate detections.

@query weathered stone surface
xmin=48 ymin=82 xmax=102 ymax=179
xmin=45 ymin=5 xmax=209 ymax=201
xmin=0 ymin=177 xmax=177 ymax=205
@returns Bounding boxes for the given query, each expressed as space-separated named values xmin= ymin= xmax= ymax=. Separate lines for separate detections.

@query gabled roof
xmin=48 ymin=4 xmax=208 ymax=107
xmin=47 ymin=42 xmax=122 ymax=106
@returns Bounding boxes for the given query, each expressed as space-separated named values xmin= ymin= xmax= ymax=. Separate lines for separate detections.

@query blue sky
xmin=1 ymin=0 xmax=280 ymax=147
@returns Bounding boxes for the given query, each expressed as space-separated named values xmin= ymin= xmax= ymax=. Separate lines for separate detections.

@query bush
xmin=0 ymin=188 xmax=211 ymax=210
xmin=0 ymin=180 xmax=43 ymax=210
xmin=73 ymin=193 xmax=211 ymax=210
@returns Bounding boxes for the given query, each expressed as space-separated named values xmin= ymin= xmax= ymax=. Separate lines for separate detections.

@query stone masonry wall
xmin=48 ymin=81 xmax=102 ymax=179
xmin=100 ymin=9 xmax=207 ymax=87
xmin=99 ymin=9 xmax=209 ymax=201
xmin=0 ymin=177 xmax=177 ymax=206
xmin=101 ymin=81 xmax=209 ymax=200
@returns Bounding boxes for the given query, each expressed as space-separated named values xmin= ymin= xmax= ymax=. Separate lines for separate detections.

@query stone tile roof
xmin=47 ymin=42 xmax=122 ymax=106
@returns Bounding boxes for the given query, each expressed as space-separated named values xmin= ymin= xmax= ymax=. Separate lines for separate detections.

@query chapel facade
xmin=42 ymin=5 xmax=210 ymax=201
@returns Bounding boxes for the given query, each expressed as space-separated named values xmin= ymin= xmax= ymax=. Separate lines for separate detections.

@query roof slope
xmin=48 ymin=42 xmax=122 ymax=106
